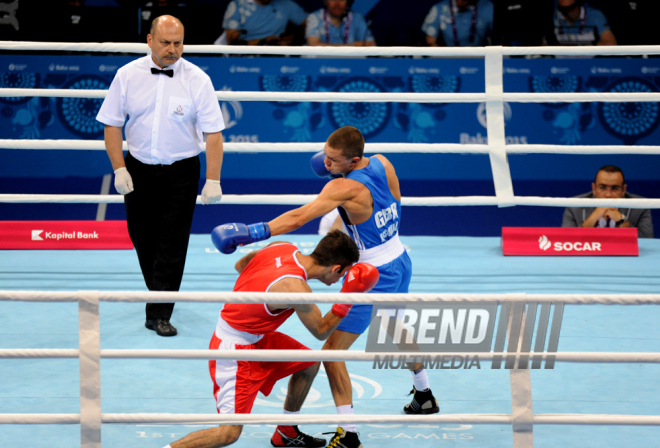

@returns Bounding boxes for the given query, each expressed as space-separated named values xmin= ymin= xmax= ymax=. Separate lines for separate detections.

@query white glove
xmin=201 ymin=179 xmax=222 ymax=204
xmin=114 ymin=167 xmax=134 ymax=195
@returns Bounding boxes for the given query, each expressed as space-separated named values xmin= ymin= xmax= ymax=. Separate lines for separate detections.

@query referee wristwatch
xmin=615 ymin=215 xmax=627 ymax=227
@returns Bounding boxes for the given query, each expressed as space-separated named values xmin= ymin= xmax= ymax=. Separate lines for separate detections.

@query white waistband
xmin=215 ymin=315 xmax=263 ymax=345
xmin=358 ymin=233 xmax=405 ymax=267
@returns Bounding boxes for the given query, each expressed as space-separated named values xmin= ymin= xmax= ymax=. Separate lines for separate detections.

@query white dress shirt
xmin=97 ymin=55 xmax=225 ymax=165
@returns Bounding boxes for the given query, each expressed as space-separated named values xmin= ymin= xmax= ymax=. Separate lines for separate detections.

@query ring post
xmin=485 ymin=46 xmax=515 ymax=207
xmin=506 ymin=295 xmax=534 ymax=447
xmin=78 ymin=291 xmax=102 ymax=448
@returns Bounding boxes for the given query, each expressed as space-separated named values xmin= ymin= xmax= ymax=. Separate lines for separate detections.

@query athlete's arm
xmin=294 ymin=304 xmax=343 ymax=341
xmin=267 ymin=179 xmax=355 ymax=236
xmin=234 ymin=241 xmax=290 ymax=273
xmin=268 ymin=277 xmax=342 ymax=340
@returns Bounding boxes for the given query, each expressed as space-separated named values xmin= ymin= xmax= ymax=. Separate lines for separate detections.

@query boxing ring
xmin=1 ymin=43 xmax=660 ymax=448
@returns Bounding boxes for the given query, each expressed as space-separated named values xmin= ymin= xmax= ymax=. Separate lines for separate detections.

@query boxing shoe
xmin=270 ymin=425 xmax=326 ymax=447
xmin=324 ymin=427 xmax=363 ymax=448
xmin=145 ymin=319 xmax=177 ymax=337
xmin=403 ymin=386 xmax=439 ymax=414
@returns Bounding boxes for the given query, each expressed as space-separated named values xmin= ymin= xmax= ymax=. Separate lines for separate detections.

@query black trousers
xmin=124 ymin=152 xmax=200 ymax=321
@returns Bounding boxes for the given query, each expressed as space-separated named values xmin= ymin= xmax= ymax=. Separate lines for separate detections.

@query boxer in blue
xmin=213 ymin=126 xmax=438 ymax=448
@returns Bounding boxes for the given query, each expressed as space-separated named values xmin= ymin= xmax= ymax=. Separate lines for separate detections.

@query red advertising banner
xmin=0 ymin=221 xmax=133 ymax=250
xmin=502 ymin=227 xmax=638 ymax=256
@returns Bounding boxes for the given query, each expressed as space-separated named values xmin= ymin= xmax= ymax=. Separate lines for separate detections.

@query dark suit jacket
xmin=562 ymin=192 xmax=654 ymax=238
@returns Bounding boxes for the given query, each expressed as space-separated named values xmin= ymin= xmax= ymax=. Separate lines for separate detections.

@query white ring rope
xmin=97 ymin=413 xmax=660 ymax=426
xmin=3 ymin=412 xmax=659 ymax=426
xmin=1 ymin=194 xmax=659 ymax=208
xmin=1 ymin=89 xmax=488 ymax=102
xmin=2 ymin=88 xmax=658 ymax=103
xmin=1 ymin=41 xmax=659 ymax=56
xmin=4 ymin=140 xmax=660 ymax=155
xmin=506 ymin=144 xmax=660 ymax=155
xmin=2 ymin=290 xmax=660 ymax=305
xmin=1 ymin=349 xmax=659 ymax=364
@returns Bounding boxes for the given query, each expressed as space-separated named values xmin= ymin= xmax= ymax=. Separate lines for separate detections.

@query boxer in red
xmin=165 ymin=230 xmax=379 ymax=448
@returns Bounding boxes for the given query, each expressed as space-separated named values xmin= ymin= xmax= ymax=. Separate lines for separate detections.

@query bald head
xmin=150 ymin=15 xmax=184 ymax=39
xmin=147 ymin=15 xmax=185 ymax=68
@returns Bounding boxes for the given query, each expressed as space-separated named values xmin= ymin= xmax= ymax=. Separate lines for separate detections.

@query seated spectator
xmin=306 ymin=0 xmax=375 ymax=46
xmin=366 ymin=0 xmax=435 ymax=46
xmin=217 ymin=0 xmax=307 ymax=45
xmin=562 ymin=165 xmax=653 ymax=238
xmin=588 ymin=0 xmax=658 ymax=45
xmin=421 ymin=0 xmax=494 ymax=47
xmin=491 ymin=0 xmax=554 ymax=46
xmin=554 ymin=0 xmax=616 ymax=46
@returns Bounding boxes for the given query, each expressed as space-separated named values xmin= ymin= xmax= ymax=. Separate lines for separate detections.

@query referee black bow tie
xmin=151 ymin=67 xmax=173 ymax=78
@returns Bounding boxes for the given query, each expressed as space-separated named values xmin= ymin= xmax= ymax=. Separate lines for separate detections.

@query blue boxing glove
xmin=310 ymin=151 xmax=331 ymax=178
xmin=211 ymin=222 xmax=271 ymax=254
xmin=310 ymin=151 xmax=343 ymax=179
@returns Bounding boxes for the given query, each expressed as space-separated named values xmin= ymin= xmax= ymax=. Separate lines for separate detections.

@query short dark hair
xmin=596 ymin=165 xmax=625 ymax=185
xmin=327 ymin=126 xmax=365 ymax=160
xmin=311 ymin=230 xmax=359 ymax=272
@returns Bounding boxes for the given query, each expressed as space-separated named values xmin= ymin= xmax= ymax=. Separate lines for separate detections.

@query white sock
xmin=411 ymin=368 xmax=430 ymax=392
xmin=337 ymin=404 xmax=356 ymax=433
xmin=162 ymin=445 xmax=172 ymax=448
xmin=281 ymin=409 xmax=299 ymax=426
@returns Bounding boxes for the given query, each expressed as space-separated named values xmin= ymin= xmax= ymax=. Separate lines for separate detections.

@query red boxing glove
xmin=331 ymin=264 xmax=379 ymax=318
xmin=331 ymin=303 xmax=352 ymax=318
xmin=341 ymin=263 xmax=379 ymax=293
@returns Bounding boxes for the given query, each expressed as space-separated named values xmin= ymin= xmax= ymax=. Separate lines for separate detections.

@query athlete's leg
xmin=170 ymin=424 xmax=242 ymax=448
xmin=274 ymin=362 xmax=327 ymax=446
xmin=268 ymin=334 xmax=326 ymax=447
xmin=322 ymin=329 xmax=361 ymax=406
xmin=283 ymin=362 xmax=321 ymax=412
xmin=391 ymin=253 xmax=439 ymax=414
xmin=321 ymin=329 xmax=363 ymax=448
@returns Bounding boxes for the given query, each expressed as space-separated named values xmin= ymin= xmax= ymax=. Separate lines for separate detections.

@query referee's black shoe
xmin=145 ymin=319 xmax=177 ymax=337
xmin=403 ymin=386 xmax=439 ymax=414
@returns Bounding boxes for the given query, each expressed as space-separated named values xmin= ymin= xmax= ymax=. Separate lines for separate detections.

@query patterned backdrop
xmin=0 ymin=55 xmax=658 ymax=179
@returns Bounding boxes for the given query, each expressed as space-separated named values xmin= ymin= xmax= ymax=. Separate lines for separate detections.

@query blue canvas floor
xmin=1 ymin=235 xmax=660 ymax=448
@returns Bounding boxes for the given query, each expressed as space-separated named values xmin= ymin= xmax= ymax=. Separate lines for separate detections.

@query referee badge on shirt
xmin=168 ymin=96 xmax=192 ymax=122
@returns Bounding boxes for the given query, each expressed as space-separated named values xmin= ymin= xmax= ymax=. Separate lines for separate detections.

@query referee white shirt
xmin=96 ymin=55 xmax=225 ymax=165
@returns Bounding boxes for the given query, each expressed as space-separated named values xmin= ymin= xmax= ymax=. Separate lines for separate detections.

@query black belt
xmin=127 ymin=151 xmax=198 ymax=169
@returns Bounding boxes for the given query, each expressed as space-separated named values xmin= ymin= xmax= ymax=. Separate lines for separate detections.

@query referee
xmin=96 ymin=15 xmax=225 ymax=336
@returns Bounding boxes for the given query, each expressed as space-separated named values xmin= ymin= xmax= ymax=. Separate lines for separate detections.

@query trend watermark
xmin=365 ymin=301 xmax=564 ymax=370
xmin=373 ymin=354 xmax=482 ymax=370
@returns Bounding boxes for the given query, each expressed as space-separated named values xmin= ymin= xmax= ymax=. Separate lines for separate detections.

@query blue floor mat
xmin=1 ymin=235 xmax=659 ymax=447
